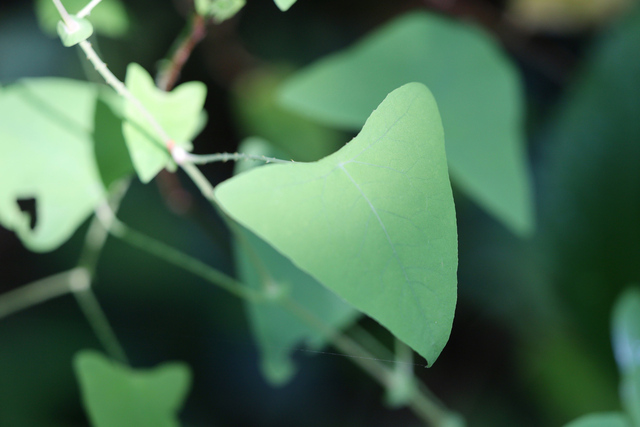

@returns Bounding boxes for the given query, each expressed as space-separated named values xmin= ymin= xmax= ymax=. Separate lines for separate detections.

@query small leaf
xmin=122 ymin=63 xmax=206 ymax=183
xmin=0 ymin=78 xmax=127 ymax=251
xmin=233 ymin=137 xmax=358 ymax=385
xmin=279 ymin=12 xmax=534 ymax=237
xmin=56 ymin=16 xmax=93 ymax=47
xmin=196 ymin=0 xmax=246 ymax=22
xmin=217 ymin=83 xmax=458 ymax=365
xmin=35 ymin=0 xmax=130 ymax=38
xmin=274 ymin=0 xmax=297 ymax=11
xmin=563 ymin=413 xmax=631 ymax=427
xmin=74 ymin=350 xmax=191 ymax=427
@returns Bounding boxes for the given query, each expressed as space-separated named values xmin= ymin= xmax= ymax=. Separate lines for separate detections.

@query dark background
xmin=1 ymin=0 xmax=640 ymax=425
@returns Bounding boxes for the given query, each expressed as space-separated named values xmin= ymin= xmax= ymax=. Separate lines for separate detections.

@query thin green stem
xmin=184 ymin=152 xmax=292 ymax=165
xmin=281 ymin=295 xmax=462 ymax=426
xmin=71 ymin=183 xmax=130 ymax=365
xmin=77 ymin=0 xmax=103 ymax=19
xmin=72 ymin=282 xmax=129 ymax=365
xmin=51 ymin=0 xmax=74 ymax=28
xmin=77 ymin=40 xmax=172 ymax=145
xmin=156 ymin=14 xmax=207 ymax=92
xmin=95 ymin=204 xmax=261 ymax=302
xmin=0 ymin=270 xmax=77 ymax=320
xmin=280 ymin=295 xmax=391 ymax=386
xmin=180 ymin=162 xmax=217 ymax=203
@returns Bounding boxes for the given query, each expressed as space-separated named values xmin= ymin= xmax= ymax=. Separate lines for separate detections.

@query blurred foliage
xmin=2 ymin=0 xmax=640 ymax=426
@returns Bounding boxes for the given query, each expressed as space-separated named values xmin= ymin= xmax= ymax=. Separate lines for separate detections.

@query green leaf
xmin=0 ymin=78 xmax=128 ymax=251
xmin=74 ymin=350 xmax=191 ymax=427
xmin=94 ymin=95 xmax=134 ymax=190
xmin=612 ymin=287 xmax=640 ymax=424
xmin=232 ymin=67 xmax=343 ymax=162
xmin=612 ymin=287 xmax=640 ymax=375
xmin=279 ymin=12 xmax=533 ymax=237
xmin=233 ymin=137 xmax=358 ymax=385
xmin=216 ymin=83 xmax=458 ymax=365
xmin=35 ymin=0 xmax=130 ymax=38
xmin=56 ymin=15 xmax=93 ymax=47
xmin=195 ymin=0 xmax=246 ymax=22
xmin=563 ymin=413 xmax=631 ymax=427
xmin=122 ymin=63 xmax=206 ymax=183
xmin=274 ymin=0 xmax=297 ymax=11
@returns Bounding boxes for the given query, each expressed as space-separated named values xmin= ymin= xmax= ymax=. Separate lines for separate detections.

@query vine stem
xmin=0 ymin=269 xmax=79 ymax=320
xmin=78 ymin=40 xmax=172 ymax=145
xmin=77 ymin=0 xmax=103 ymax=18
xmin=51 ymin=0 xmax=75 ymax=29
xmin=156 ymin=14 xmax=207 ymax=92
xmin=184 ymin=151 xmax=292 ymax=165
xmin=93 ymin=201 xmax=462 ymax=426
xmin=94 ymin=202 xmax=261 ymax=302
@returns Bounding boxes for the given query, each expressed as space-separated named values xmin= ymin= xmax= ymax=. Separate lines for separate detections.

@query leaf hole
xmin=17 ymin=198 xmax=37 ymax=230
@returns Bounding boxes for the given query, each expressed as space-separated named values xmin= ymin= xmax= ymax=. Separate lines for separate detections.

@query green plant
xmin=2 ymin=0 xmax=639 ymax=426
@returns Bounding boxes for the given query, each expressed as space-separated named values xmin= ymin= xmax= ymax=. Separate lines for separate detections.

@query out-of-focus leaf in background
xmin=279 ymin=12 xmax=534 ymax=237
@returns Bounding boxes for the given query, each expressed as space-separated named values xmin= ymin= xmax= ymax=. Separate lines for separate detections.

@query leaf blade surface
xmin=216 ymin=83 xmax=457 ymax=364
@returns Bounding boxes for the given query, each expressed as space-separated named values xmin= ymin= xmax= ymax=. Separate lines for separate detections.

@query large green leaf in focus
xmin=233 ymin=137 xmax=359 ymax=385
xmin=74 ymin=350 xmax=191 ymax=427
xmin=216 ymin=83 xmax=457 ymax=365
xmin=563 ymin=413 xmax=631 ymax=427
xmin=122 ymin=63 xmax=206 ymax=183
xmin=35 ymin=0 xmax=130 ymax=38
xmin=279 ymin=12 xmax=533 ymax=237
xmin=0 ymin=78 xmax=128 ymax=251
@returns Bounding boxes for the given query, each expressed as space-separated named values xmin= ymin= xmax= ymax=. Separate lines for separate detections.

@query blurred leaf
xmin=274 ymin=0 xmax=297 ymax=12
xmin=279 ymin=11 xmax=533 ymax=237
xmin=232 ymin=67 xmax=343 ymax=162
xmin=539 ymin=6 xmax=640 ymax=369
xmin=56 ymin=15 xmax=93 ymax=47
xmin=122 ymin=63 xmax=206 ymax=183
xmin=520 ymin=331 xmax=621 ymax=422
xmin=233 ymin=137 xmax=358 ymax=385
xmin=74 ymin=350 xmax=191 ymax=427
xmin=0 ymin=78 xmax=126 ymax=251
xmin=94 ymin=95 xmax=134 ymax=190
xmin=612 ymin=287 xmax=640 ymax=375
xmin=34 ymin=0 xmax=130 ymax=38
xmin=612 ymin=287 xmax=640 ymax=425
xmin=217 ymin=83 xmax=457 ymax=365
xmin=563 ymin=413 xmax=631 ymax=427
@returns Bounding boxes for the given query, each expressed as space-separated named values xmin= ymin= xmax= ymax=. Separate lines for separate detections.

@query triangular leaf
xmin=274 ymin=0 xmax=297 ymax=12
xmin=0 ymin=78 xmax=128 ymax=251
xmin=216 ymin=83 xmax=457 ymax=365
xmin=122 ymin=63 xmax=206 ymax=183
xmin=233 ymin=137 xmax=359 ymax=385
xmin=74 ymin=350 xmax=191 ymax=427
xmin=279 ymin=12 xmax=533 ymax=236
